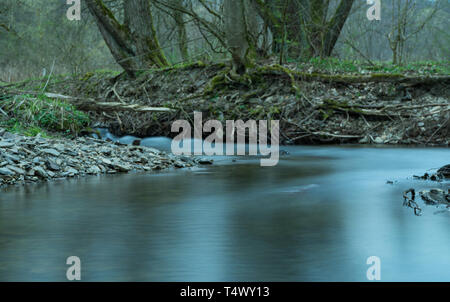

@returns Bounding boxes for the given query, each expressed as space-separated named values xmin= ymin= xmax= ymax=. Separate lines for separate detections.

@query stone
xmin=41 ymin=148 xmax=61 ymax=157
xmin=87 ymin=166 xmax=101 ymax=175
xmin=65 ymin=167 xmax=79 ymax=175
xmin=113 ymin=163 xmax=132 ymax=172
xmin=98 ymin=157 xmax=111 ymax=166
xmin=6 ymin=165 xmax=25 ymax=175
xmin=99 ymin=147 xmax=112 ymax=156
xmin=0 ymin=168 xmax=14 ymax=176
xmin=359 ymin=136 xmax=370 ymax=144
xmin=33 ymin=157 xmax=42 ymax=164
xmin=374 ymin=137 xmax=384 ymax=144
xmin=198 ymin=159 xmax=214 ymax=165
xmin=437 ymin=164 xmax=450 ymax=178
xmin=52 ymin=144 xmax=66 ymax=152
xmin=3 ymin=153 xmax=20 ymax=163
xmin=174 ymin=162 xmax=185 ymax=168
xmin=0 ymin=141 xmax=14 ymax=148
xmin=65 ymin=150 xmax=78 ymax=156
xmin=46 ymin=159 xmax=61 ymax=171
xmin=33 ymin=166 xmax=48 ymax=178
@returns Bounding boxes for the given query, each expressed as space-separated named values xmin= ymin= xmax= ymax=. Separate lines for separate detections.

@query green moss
xmin=80 ymin=72 xmax=94 ymax=81
xmin=254 ymin=64 xmax=300 ymax=93
xmin=297 ymin=58 xmax=450 ymax=75
xmin=204 ymin=74 xmax=227 ymax=95
xmin=369 ymin=73 xmax=403 ymax=79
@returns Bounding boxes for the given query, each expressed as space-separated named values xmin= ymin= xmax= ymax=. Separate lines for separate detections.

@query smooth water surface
xmin=0 ymin=146 xmax=449 ymax=281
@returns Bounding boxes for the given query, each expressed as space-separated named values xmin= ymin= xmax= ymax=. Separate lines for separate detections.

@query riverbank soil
xmin=2 ymin=61 xmax=449 ymax=146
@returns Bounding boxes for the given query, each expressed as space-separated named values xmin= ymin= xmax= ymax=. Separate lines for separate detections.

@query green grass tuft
xmin=0 ymin=93 xmax=90 ymax=137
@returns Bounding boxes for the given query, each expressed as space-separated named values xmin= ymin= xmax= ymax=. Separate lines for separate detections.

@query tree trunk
xmin=124 ymin=0 xmax=168 ymax=67
xmin=322 ymin=0 xmax=355 ymax=57
xmin=306 ymin=0 xmax=327 ymax=57
xmin=86 ymin=0 xmax=138 ymax=76
xmin=86 ymin=0 xmax=168 ymax=77
xmin=224 ymin=0 xmax=249 ymax=75
xmin=252 ymin=0 xmax=354 ymax=59
xmin=169 ymin=0 xmax=189 ymax=61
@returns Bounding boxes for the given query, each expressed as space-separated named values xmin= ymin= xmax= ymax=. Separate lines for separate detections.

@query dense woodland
xmin=0 ymin=0 xmax=449 ymax=81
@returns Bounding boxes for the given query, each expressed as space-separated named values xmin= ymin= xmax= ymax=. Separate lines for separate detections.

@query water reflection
xmin=0 ymin=146 xmax=449 ymax=281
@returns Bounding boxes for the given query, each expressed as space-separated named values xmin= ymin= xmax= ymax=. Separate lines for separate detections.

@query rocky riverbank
xmin=0 ymin=128 xmax=199 ymax=188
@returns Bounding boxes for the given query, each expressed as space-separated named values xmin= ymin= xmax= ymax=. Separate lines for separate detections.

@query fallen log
xmin=2 ymin=91 xmax=175 ymax=113
xmin=44 ymin=93 xmax=174 ymax=112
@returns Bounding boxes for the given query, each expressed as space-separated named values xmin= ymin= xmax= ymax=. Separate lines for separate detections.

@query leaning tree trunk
xmin=86 ymin=0 xmax=138 ymax=76
xmin=322 ymin=0 xmax=355 ymax=57
xmin=86 ymin=0 xmax=168 ymax=77
xmin=224 ymin=0 xmax=249 ymax=75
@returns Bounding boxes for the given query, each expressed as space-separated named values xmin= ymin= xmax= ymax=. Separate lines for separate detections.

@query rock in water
xmin=437 ymin=164 xmax=450 ymax=178
xmin=419 ymin=189 xmax=450 ymax=205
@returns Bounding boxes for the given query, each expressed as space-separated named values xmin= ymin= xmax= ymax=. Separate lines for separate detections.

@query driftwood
xmin=1 ymin=90 xmax=174 ymax=113
xmin=44 ymin=93 xmax=174 ymax=112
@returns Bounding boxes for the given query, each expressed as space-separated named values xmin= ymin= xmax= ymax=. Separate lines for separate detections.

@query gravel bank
xmin=0 ymin=128 xmax=200 ymax=188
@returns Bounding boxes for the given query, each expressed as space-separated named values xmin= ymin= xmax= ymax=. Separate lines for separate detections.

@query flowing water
xmin=0 ymin=142 xmax=449 ymax=281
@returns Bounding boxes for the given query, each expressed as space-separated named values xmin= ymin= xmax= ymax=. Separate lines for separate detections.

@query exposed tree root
xmin=256 ymin=65 xmax=450 ymax=85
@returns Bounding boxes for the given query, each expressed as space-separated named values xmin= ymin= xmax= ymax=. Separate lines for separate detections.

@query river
xmin=0 ymin=144 xmax=449 ymax=281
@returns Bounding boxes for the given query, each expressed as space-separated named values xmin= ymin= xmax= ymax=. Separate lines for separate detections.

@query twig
xmin=426 ymin=117 xmax=449 ymax=144
xmin=42 ymin=58 xmax=56 ymax=93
